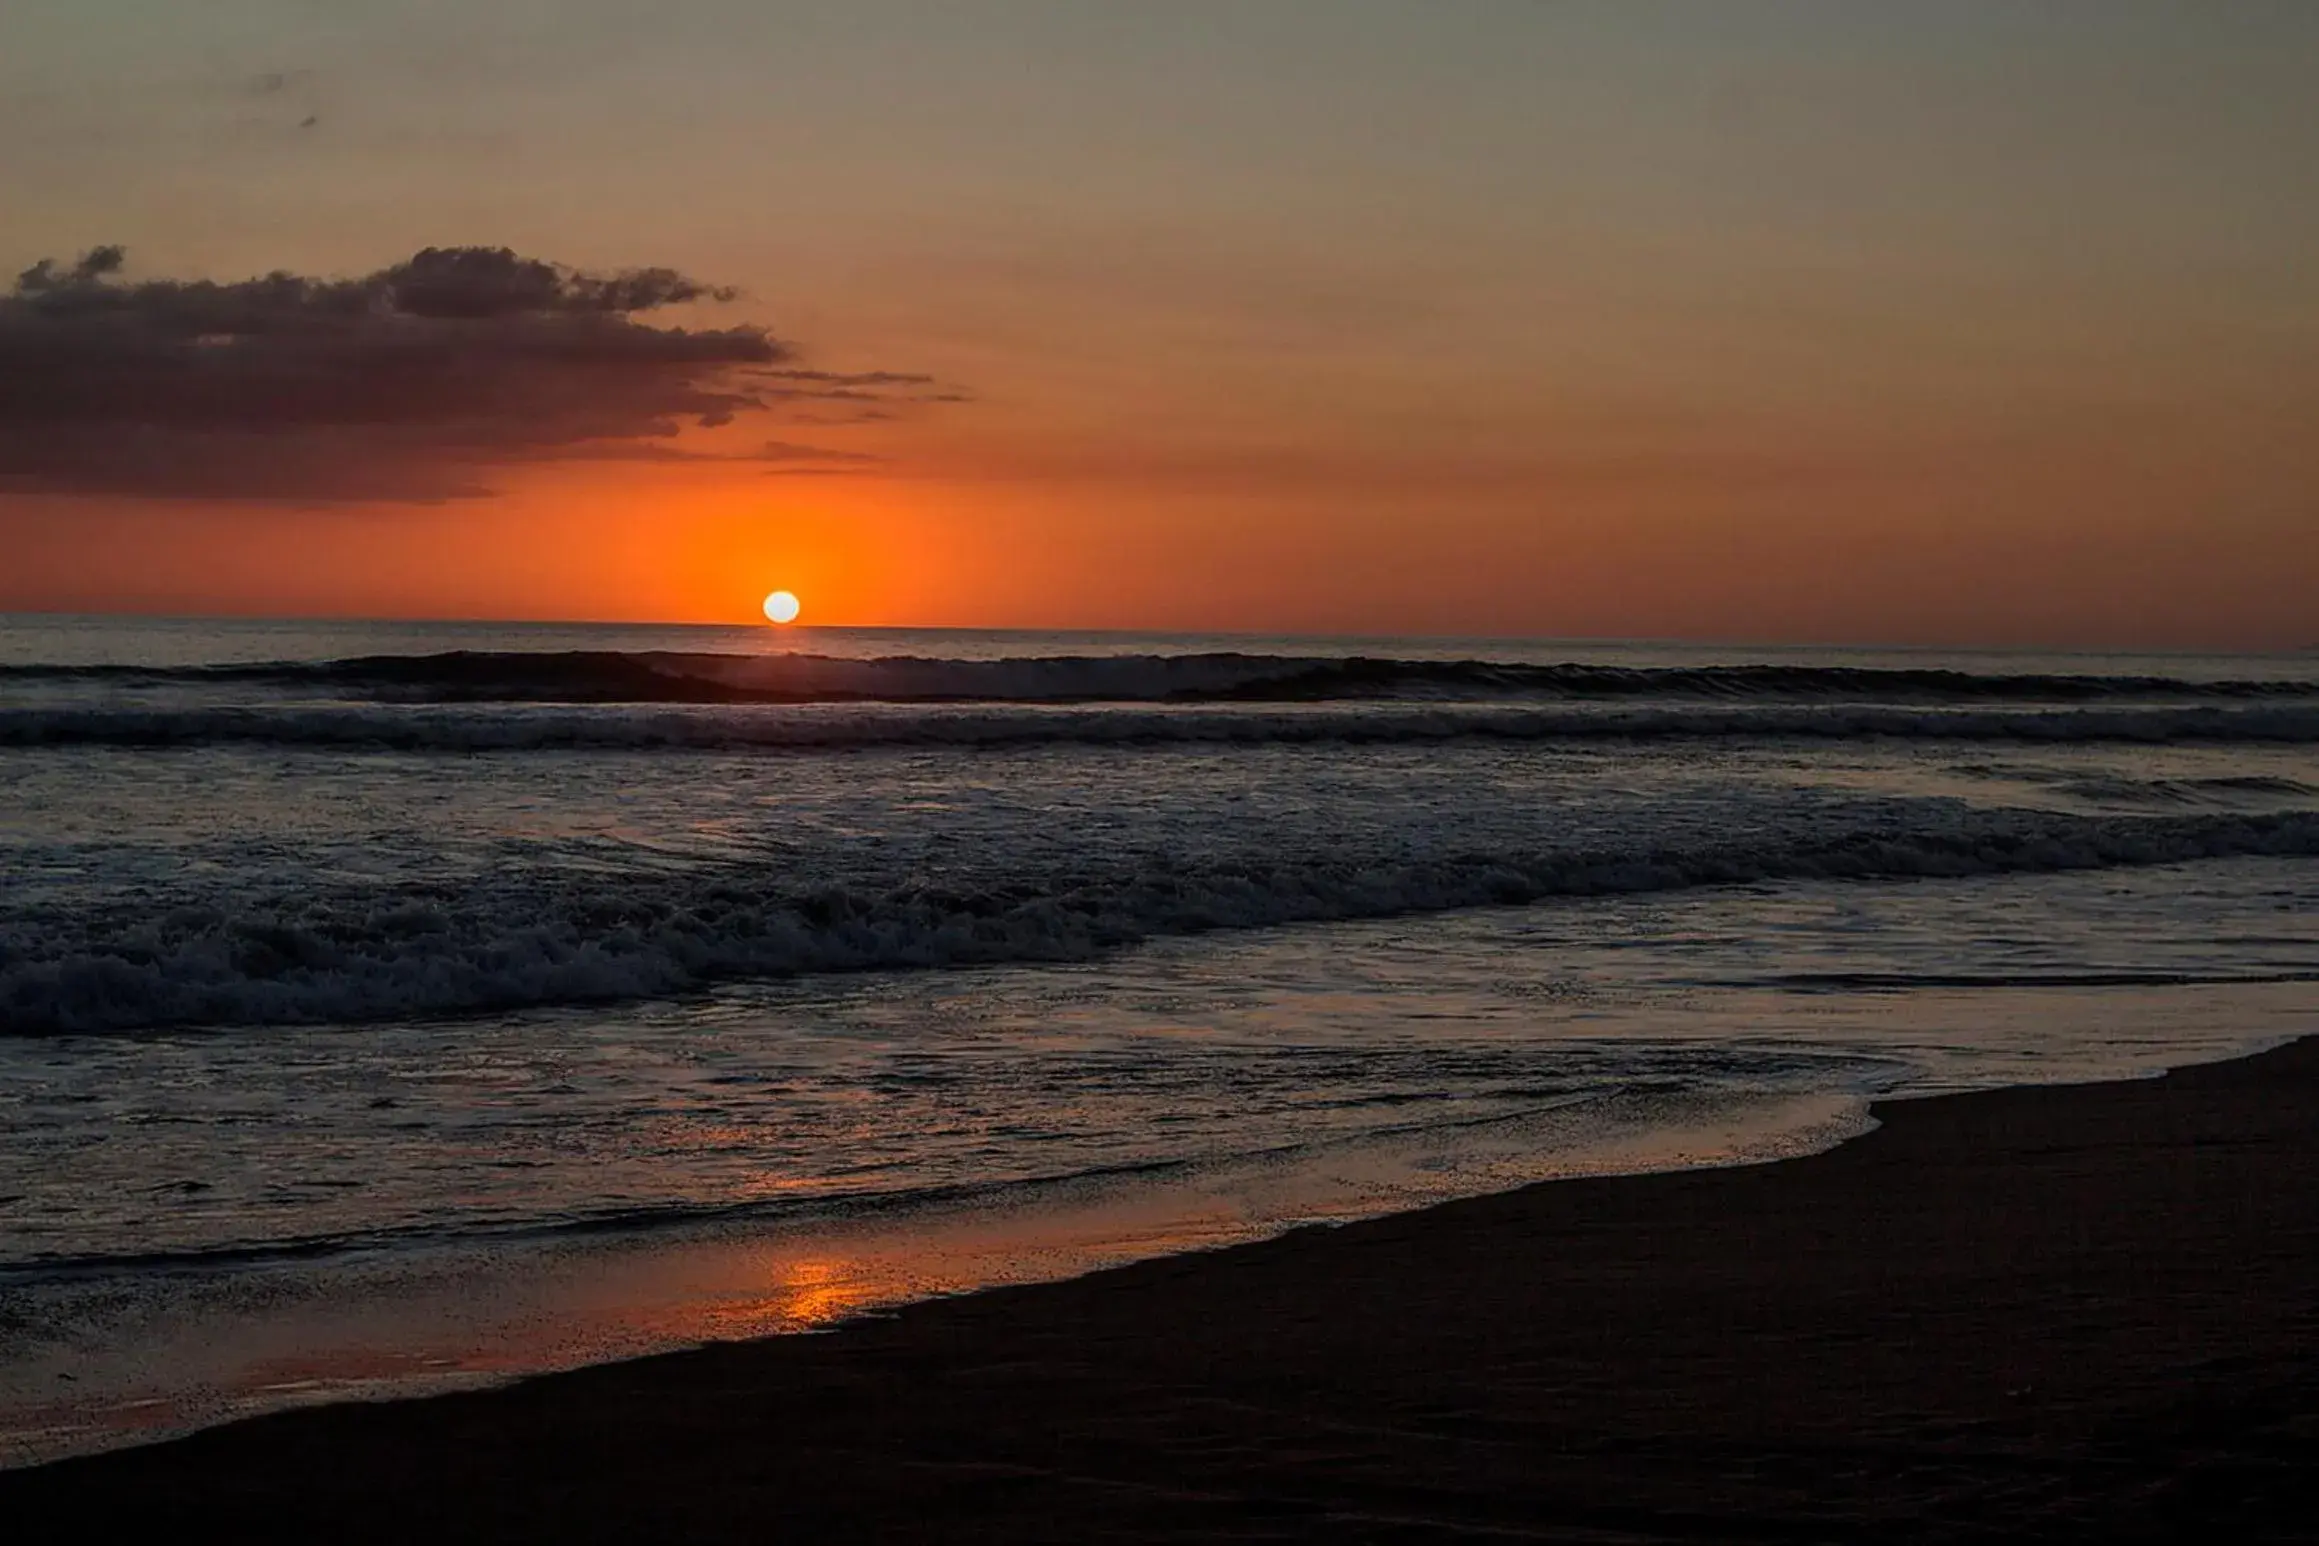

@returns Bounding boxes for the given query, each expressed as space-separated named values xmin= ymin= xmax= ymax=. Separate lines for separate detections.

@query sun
xmin=762 ymin=590 xmax=802 ymax=625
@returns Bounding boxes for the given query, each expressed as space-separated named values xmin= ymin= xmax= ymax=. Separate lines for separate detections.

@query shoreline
xmin=8 ymin=984 xmax=2295 ymax=1469
xmin=7 ymin=1032 xmax=2314 ymax=1539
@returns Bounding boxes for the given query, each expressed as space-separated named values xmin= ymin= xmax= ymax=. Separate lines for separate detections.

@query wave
xmin=0 ymin=1086 xmax=1731 ymax=1281
xmin=2043 ymin=773 xmax=2319 ymax=807
xmin=5 ymin=700 xmax=2317 ymax=750
xmin=5 ymin=807 xmax=2315 ymax=1036
xmin=1950 ymin=766 xmax=2319 ymax=805
xmin=0 ymin=1152 xmax=1220 ymax=1282
xmin=1749 ymin=968 xmax=2319 ymax=992
xmin=8 ymin=648 xmax=2316 ymax=707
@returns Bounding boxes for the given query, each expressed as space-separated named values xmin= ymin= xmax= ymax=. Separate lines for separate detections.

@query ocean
xmin=3 ymin=615 xmax=2315 ymax=1463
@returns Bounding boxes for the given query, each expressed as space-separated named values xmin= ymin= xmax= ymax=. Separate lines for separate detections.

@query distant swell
xmin=5 ymin=701 xmax=2317 ymax=750
xmin=6 ymin=649 xmax=2315 ymax=707
xmin=5 ymin=808 xmax=2315 ymax=1035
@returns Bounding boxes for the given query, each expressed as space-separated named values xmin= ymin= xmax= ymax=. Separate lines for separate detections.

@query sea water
xmin=2 ymin=617 xmax=2314 ymax=1461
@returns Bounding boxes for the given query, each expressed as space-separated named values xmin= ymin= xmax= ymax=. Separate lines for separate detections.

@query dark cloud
xmin=751 ymin=438 xmax=889 ymax=466
xmin=0 ymin=246 xmax=940 ymax=502
xmin=787 ymin=407 xmax=903 ymax=426
xmin=551 ymin=438 xmax=890 ymax=476
xmin=763 ymin=369 xmax=934 ymax=388
xmin=237 ymin=68 xmax=323 ymax=138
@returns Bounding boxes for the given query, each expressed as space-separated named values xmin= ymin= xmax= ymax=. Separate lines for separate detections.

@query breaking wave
xmin=5 ymin=700 xmax=2317 ymax=750
xmin=7 ymin=648 xmax=2316 ymax=706
xmin=6 ymin=807 xmax=2316 ymax=1035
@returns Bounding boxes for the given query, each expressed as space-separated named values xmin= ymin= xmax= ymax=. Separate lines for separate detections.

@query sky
xmin=1 ymin=0 xmax=2314 ymax=646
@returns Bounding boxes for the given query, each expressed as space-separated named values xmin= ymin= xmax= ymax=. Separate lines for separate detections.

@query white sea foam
xmin=5 ymin=700 xmax=2318 ymax=750
xmin=6 ymin=807 xmax=2315 ymax=1034
xmin=9 ymin=646 xmax=2315 ymax=703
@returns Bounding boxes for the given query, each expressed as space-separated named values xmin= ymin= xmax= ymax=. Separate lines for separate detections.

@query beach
xmin=8 ymin=9 xmax=2317 ymax=1535
xmin=9 ymin=1034 xmax=2311 ymax=1541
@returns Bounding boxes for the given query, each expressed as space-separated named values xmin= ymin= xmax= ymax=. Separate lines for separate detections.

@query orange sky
xmin=3 ymin=2 xmax=2315 ymax=647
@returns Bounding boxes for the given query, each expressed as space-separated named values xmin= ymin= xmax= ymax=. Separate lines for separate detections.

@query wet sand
xmin=7 ymin=1038 xmax=2315 ymax=1542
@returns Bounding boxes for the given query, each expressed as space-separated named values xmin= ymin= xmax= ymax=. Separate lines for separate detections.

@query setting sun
xmin=7 ymin=10 xmax=2319 ymax=1532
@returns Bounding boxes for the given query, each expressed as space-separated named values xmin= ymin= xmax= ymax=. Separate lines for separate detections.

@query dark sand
xmin=9 ymin=1039 xmax=2315 ymax=1542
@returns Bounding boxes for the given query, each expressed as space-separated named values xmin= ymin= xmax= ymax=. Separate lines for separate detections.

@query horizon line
xmin=0 ymin=608 xmax=2307 ymax=660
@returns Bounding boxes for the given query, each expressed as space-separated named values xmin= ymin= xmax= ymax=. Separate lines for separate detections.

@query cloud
xmin=232 ymin=68 xmax=326 ymax=140
xmin=552 ymin=437 xmax=891 ymax=476
xmin=245 ymin=69 xmax=313 ymax=98
xmin=749 ymin=438 xmax=891 ymax=471
xmin=0 ymin=246 xmax=941 ymax=501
